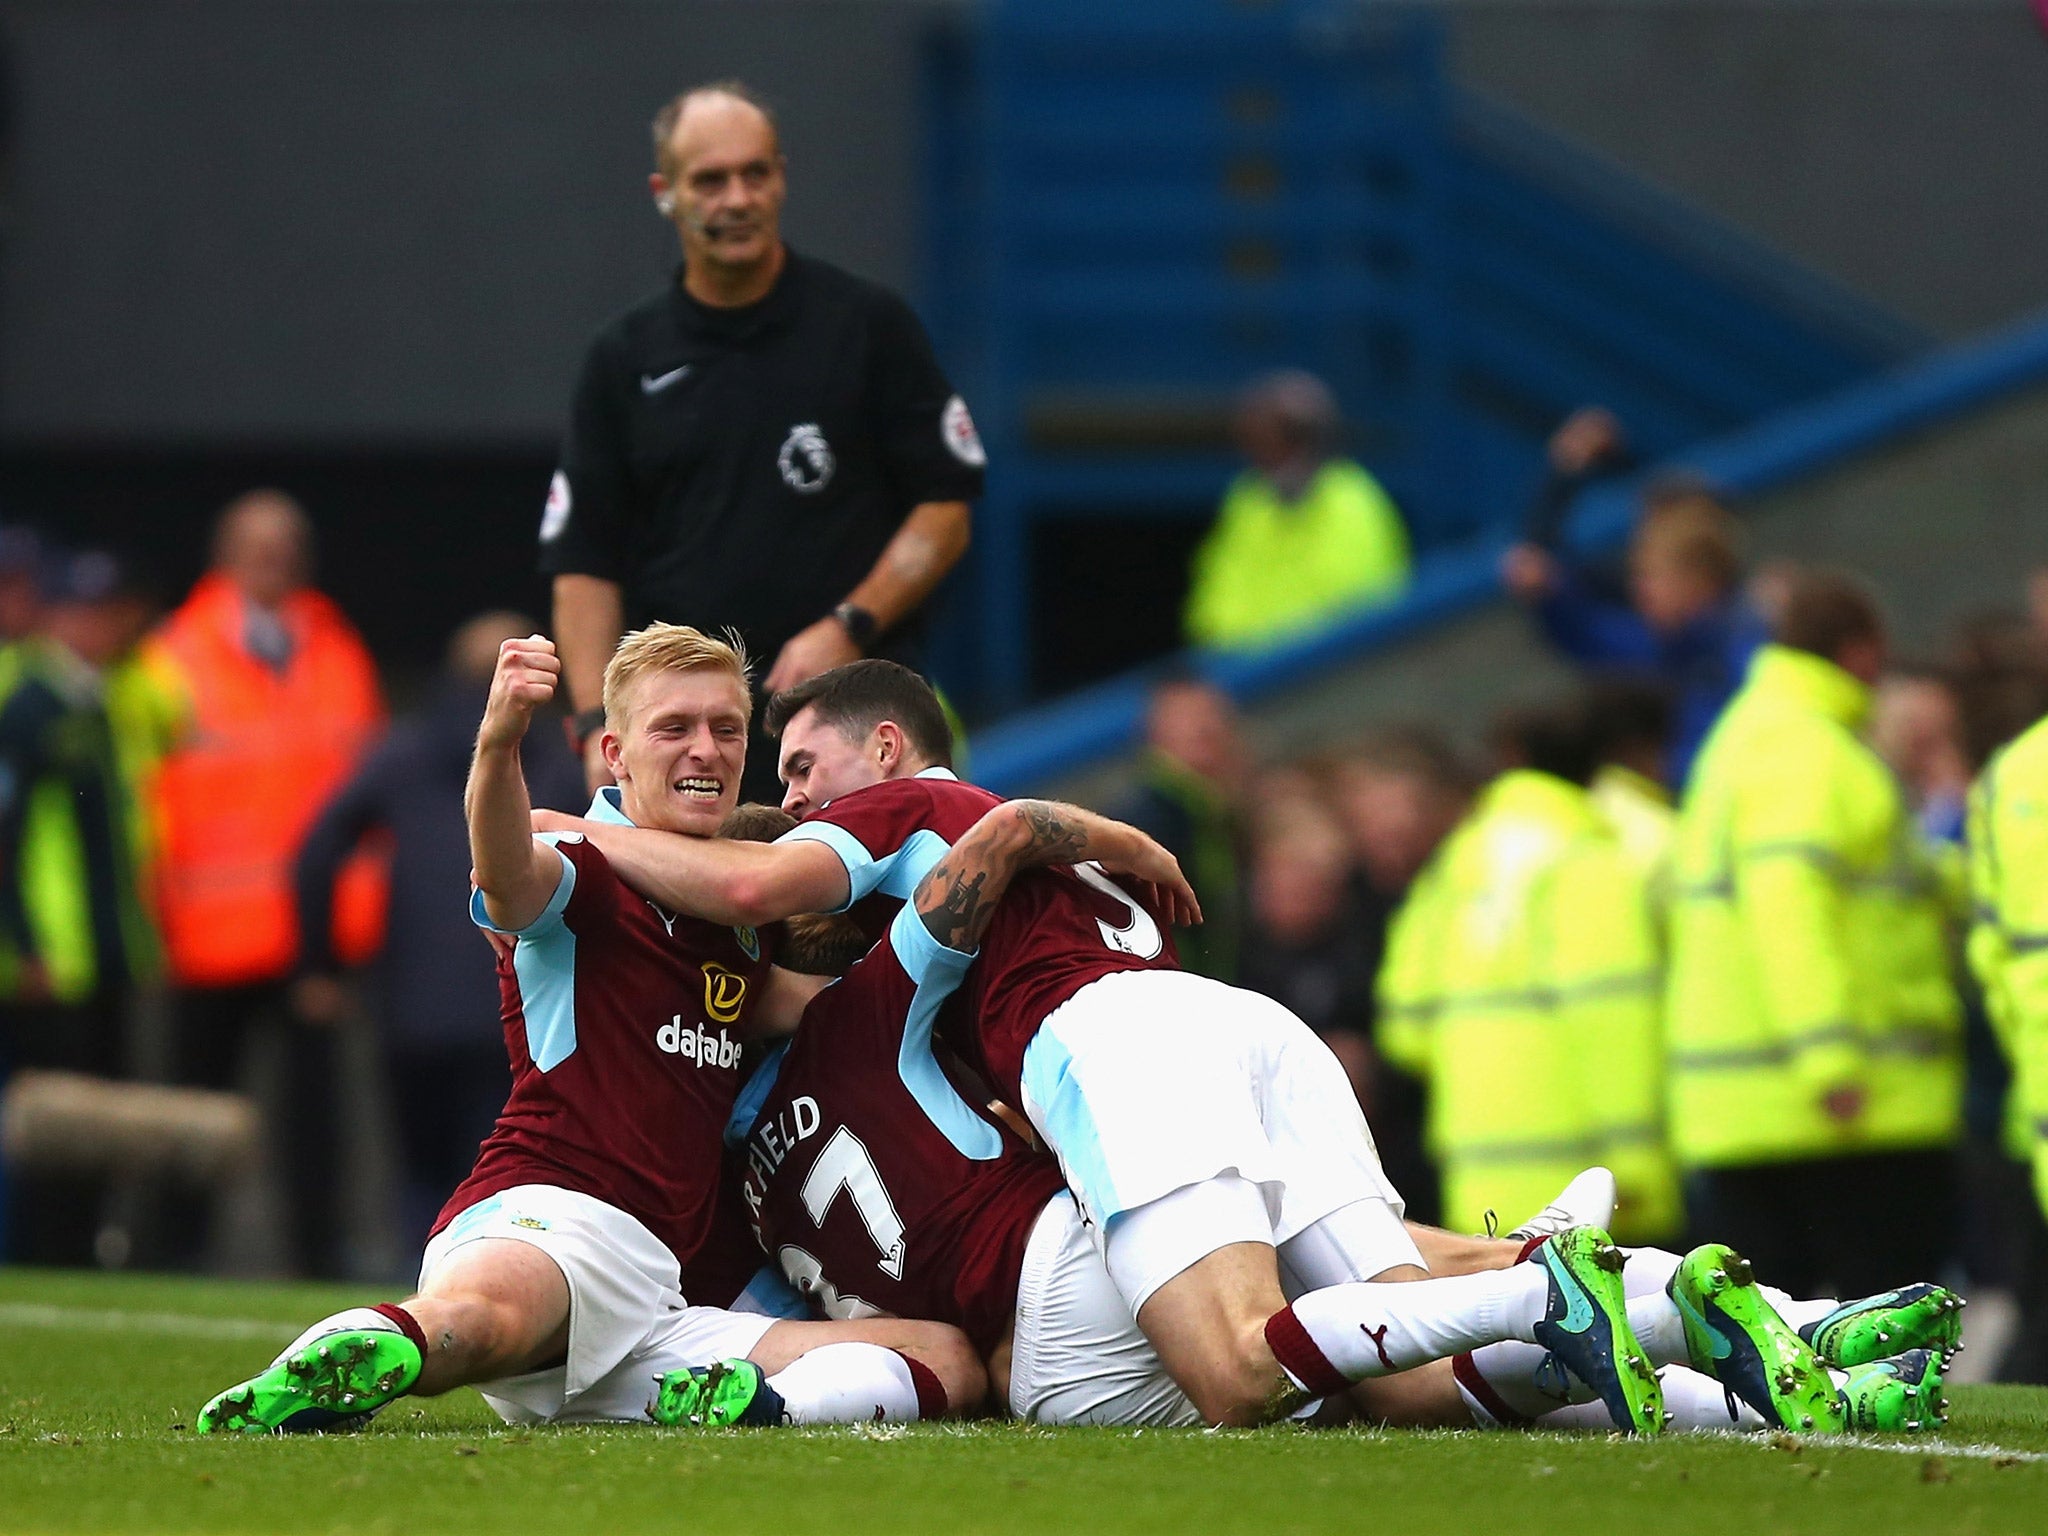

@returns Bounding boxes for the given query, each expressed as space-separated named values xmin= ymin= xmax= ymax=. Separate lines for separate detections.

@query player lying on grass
xmin=529 ymin=661 xmax=1662 ymax=1432
xmin=671 ymin=802 xmax=1962 ymax=1435
xmin=196 ymin=626 xmax=1000 ymax=1433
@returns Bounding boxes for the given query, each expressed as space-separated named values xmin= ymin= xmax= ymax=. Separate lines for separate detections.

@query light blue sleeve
xmin=888 ymin=901 xmax=977 ymax=989
xmin=886 ymin=902 xmax=1002 ymax=1160
xmin=730 ymin=1264 xmax=817 ymax=1320
xmin=776 ymin=821 xmax=954 ymax=912
xmin=469 ymin=836 xmax=578 ymax=938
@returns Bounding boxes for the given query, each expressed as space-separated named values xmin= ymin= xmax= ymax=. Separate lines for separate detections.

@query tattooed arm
xmin=913 ymin=799 xmax=1202 ymax=953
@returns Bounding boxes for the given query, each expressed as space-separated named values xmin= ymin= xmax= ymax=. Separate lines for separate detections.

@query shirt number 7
xmin=800 ymin=1124 xmax=908 ymax=1280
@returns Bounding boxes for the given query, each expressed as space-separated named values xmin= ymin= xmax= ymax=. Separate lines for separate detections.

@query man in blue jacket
xmin=1503 ymin=480 xmax=1765 ymax=789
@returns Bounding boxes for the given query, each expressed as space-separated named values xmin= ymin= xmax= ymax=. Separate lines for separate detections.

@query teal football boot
xmin=1837 ymin=1348 xmax=1949 ymax=1434
xmin=651 ymin=1360 xmax=788 ymax=1428
xmin=1530 ymin=1226 xmax=1664 ymax=1436
xmin=1800 ymin=1284 xmax=1965 ymax=1368
xmin=1670 ymin=1244 xmax=1844 ymax=1433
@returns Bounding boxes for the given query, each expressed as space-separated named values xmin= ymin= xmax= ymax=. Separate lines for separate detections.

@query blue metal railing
xmin=921 ymin=1 xmax=1922 ymax=714
xmin=970 ymin=307 xmax=2048 ymax=794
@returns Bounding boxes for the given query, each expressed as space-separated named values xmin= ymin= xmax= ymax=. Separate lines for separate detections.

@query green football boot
xmin=650 ymin=1360 xmax=787 ymax=1428
xmin=1837 ymin=1348 xmax=1949 ymax=1434
xmin=1799 ymin=1284 xmax=1965 ymax=1369
xmin=195 ymin=1328 xmax=421 ymax=1435
xmin=1530 ymin=1226 xmax=1665 ymax=1437
xmin=1670 ymin=1244 xmax=1845 ymax=1434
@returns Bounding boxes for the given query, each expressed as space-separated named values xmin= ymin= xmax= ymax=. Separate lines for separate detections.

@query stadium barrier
xmin=970 ymin=305 xmax=2048 ymax=795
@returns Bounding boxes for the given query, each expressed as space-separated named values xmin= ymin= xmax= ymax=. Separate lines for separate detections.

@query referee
xmin=541 ymin=80 xmax=983 ymax=802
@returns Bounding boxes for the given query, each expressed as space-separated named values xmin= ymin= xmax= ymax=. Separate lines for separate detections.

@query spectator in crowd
xmin=0 ymin=528 xmax=45 ymax=641
xmin=1502 ymin=480 xmax=1765 ymax=788
xmin=99 ymin=582 xmax=184 ymax=957
xmin=1970 ymin=691 xmax=2048 ymax=1383
xmin=1949 ymin=569 xmax=2048 ymax=1383
xmin=1376 ymin=696 xmax=1681 ymax=1244
xmin=292 ymin=611 xmax=583 ymax=1257
xmin=1668 ymin=570 xmax=1961 ymax=1299
xmin=142 ymin=490 xmax=385 ymax=1276
xmin=1746 ymin=557 xmax=1804 ymax=635
xmin=1321 ymin=725 xmax=1474 ymax=1225
xmin=1237 ymin=790 xmax=1377 ymax=1107
xmin=1519 ymin=405 xmax=1635 ymax=553
xmin=1183 ymin=369 xmax=1410 ymax=651
xmin=1326 ymin=727 xmax=1472 ymax=904
xmin=542 ymin=80 xmax=981 ymax=803
xmin=1582 ymin=680 xmax=1679 ymax=889
xmin=1111 ymin=674 xmax=1248 ymax=981
xmin=0 ymin=549 xmax=158 ymax=1263
xmin=1872 ymin=667 xmax=1974 ymax=845
xmin=1952 ymin=608 xmax=2048 ymax=777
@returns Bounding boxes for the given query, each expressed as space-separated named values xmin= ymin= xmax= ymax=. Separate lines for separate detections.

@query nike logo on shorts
xmin=641 ymin=365 xmax=692 ymax=394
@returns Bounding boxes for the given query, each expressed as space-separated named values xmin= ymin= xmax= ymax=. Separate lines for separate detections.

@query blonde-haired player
xmin=197 ymin=624 xmax=982 ymax=1432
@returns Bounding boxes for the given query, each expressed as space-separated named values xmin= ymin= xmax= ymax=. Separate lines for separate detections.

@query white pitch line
xmin=0 ymin=1303 xmax=288 ymax=1342
xmin=1733 ymin=1430 xmax=2048 ymax=1465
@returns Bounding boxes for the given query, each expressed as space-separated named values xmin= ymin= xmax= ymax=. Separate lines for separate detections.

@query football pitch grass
xmin=4 ymin=1269 xmax=2047 ymax=1535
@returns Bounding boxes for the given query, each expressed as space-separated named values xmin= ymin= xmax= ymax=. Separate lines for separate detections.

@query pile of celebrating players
xmin=194 ymin=628 xmax=1963 ymax=1440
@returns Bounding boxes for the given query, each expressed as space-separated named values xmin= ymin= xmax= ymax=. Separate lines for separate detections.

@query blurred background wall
xmin=1 ymin=0 xmax=2043 ymax=699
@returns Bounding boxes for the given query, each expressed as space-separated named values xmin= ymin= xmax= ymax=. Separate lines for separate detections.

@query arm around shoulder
xmin=570 ymin=821 xmax=853 ymax=927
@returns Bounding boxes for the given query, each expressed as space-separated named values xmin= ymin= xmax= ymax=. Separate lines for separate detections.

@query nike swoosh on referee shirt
xmin=641 ymin=365 xmax=692 ymax=394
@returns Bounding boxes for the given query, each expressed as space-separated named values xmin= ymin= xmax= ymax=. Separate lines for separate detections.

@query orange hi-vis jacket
xmin=143 ymin=572 xmax=387 ymax=988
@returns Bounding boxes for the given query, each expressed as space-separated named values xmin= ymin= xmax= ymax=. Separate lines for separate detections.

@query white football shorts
xmin=1016 ymin=969 xmax=1406 ymax=1308
xmin=418 ymin=1184 xmax=774 ymax=1425
xmin=1007 ymin=1192 xmax=1203 ymax=1427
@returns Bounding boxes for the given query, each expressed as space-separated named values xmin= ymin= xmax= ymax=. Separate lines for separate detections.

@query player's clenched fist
xmin=478 ymin=635 xmax=562 ymax=751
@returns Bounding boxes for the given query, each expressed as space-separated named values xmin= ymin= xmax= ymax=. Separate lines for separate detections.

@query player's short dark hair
xmin=764 ymin=659 xmax=955 ymax=768
xmin=1490 ymin=696 xmax=1598 ymax=787
xmin=720 ymin=803 xmax=798 ymax=843
xmin=1582 ymin=680 xmax=1674 ymax=767
xmin=651 ymin=80 xmax=781 ymax=174
xmin=1775 ymin=568 xmax=1885 ymax=661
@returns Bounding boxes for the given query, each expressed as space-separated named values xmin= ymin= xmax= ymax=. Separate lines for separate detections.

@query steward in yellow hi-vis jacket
xmin=1969 ymin=710 xmax=2048 ymax=1218
xmin=1378 ymin=737 xmax=1682 ymax=1243
xmin=1667 ymin=572 xmax=1960 ymax=1297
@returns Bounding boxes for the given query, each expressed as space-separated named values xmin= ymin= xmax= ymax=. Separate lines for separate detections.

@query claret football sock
xmin=1266 ymin=1264 xmax=1552 ymax=1393
xmin=1453 ymin=1341 xmax=1593 ymax=1425
xmin=765 ymin=1342 xmax=944 ymax=1424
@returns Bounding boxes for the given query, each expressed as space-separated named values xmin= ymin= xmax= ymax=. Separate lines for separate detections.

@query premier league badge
xmin=777 ymin=423 xmax=835 ymax=493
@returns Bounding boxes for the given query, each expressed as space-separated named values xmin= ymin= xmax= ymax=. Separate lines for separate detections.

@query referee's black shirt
xmin=539 ymin=250 xmax=984 ymax=683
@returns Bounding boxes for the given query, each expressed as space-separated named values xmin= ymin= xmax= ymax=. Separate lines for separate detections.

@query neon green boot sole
xmin=195 ymin=1328 xmax=421 ymax=1435
xmin=1671 ymin=1244 xmax=1844 ymax=1434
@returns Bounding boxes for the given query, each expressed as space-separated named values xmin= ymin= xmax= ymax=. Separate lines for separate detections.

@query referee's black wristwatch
xmin=832 ymin=602 xmax=878 ymax=653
